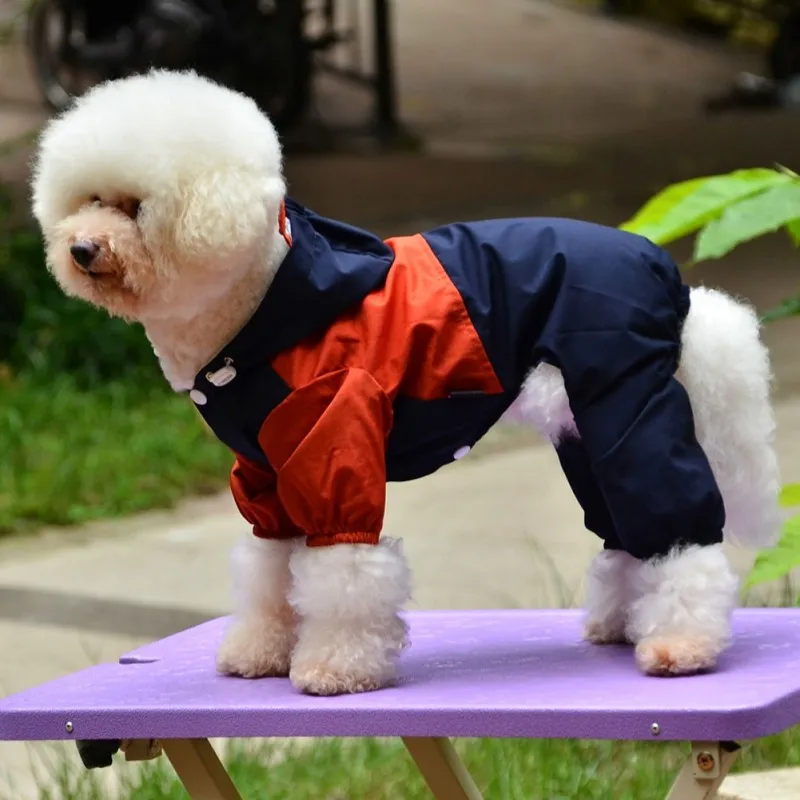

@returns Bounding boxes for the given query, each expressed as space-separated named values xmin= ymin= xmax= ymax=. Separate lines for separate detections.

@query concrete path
xmin=1 ymin=0 xmax=799 ymax=797
xmin=720 ymin=768 xmax=800 ymax=800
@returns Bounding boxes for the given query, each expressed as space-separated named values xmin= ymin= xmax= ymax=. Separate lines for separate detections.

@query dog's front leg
xmin=626 ymin=544 xmax=738 ymax=675
xmin=216 ymin=536 xmax=299 ymax=678
xmin=288 ymin=538 xmax=412 ymax=695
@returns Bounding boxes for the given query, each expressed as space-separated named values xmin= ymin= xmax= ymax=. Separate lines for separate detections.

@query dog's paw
xmin=635 ymin=634 xmax=720 ymax=676
xmin=584 ymin=619 xmax=631 ymax=646
xmin=216 ymin=616 xmax=295 ymax=678
xmin=289 ymin=661 xmax=389 ymax=696
xmin=288 ymin=616 xmax=406 ymax=696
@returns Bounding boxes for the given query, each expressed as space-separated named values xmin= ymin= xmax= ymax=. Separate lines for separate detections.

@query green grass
xmin=0 ymin=208 xmax=236 ymax=534
xmin=0 ymin=374 xmax=231 ymax=533
xmin=26 ymin=731 xmax=800 ymax=800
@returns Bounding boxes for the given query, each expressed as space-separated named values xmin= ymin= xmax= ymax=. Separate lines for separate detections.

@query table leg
xmin=402 ymin=737 xmax=484 ymax=800
xmin=664 ymin=741 xmax=741 ymax=800
xmin=161 ymin=738 xmax=243 ymax=800
xmin=121 ymin=738 xmax=163 ymax=761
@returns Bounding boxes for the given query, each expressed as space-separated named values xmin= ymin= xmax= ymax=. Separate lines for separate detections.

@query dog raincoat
xmin=191 ymin=199 xmax=725 ymax=559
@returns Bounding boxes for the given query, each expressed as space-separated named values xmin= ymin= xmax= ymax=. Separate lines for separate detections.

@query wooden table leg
xmin=402 ymin=737 xmax=484 ymax=800
xmin=161 ymin=738 xmax=243 ymax=800
xmin=664 ymin=741 xmax=741 ymax=800
xmin=121 ymin=738 xmax=163 ymax=761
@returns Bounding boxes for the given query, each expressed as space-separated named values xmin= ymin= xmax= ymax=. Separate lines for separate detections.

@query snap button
xmin=206 ymin=358 xmax=237 ymax=387
xmin=189 ymin=389 xmax=208 ymax=406
xmin=453 ymin=445 xmax=471 ymax=461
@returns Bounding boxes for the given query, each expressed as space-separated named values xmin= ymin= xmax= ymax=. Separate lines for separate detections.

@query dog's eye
xmin=90 ymin=195 xmax=102 ymax=205
xmin=117 ymin=198 xmax=141 ymax=220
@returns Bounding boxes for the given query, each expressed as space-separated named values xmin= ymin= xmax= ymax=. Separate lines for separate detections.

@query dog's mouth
xmin=86 ymin=264 xmax=135 ymax=294
xmin=83 ymin=259 xmax=116 ymax=280
xmin=75 ymin=262 xmax=142 ymax=318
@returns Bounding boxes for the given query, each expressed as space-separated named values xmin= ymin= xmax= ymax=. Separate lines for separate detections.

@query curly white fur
xmin=288 ymin=539 xmax=412 ymax=695
xmin=216 ymin=536 xmax=298 ymax=678
xmin=583 ymin=550 xmax=640 ymax=645
xmin=502 ymin=362 xmax=578 ymax=442
xmin=676 ymin=287 xmax=781 ymax=549
xmin=582 ymin=545 xmax=739 ymax=673
xmin=217 ymin=536 xmax=413 ymax=693
xmin=32 ymin=69 xmax=285 ymax=253
xmin=628 ymin=544 xmax=739 ymax=674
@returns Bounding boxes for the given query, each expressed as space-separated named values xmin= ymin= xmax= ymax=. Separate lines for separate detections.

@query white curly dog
xmin=31 ymin=70 xmax=780 ymax=696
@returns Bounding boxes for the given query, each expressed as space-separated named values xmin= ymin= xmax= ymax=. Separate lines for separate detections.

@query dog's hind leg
xmin=216 ymin=536 xmax=299 ymax=678
xmin=509 ymin=366 xmax=636 ymax=644
xmin=619 ymin=287 xmax=779 ymax=676
xmin=627 ymin=543 xmax=739 ymax=675
xmin=510 ymin=298 xmax=749 ymax=676
xmin=584 ymin=549 xmax=640 ymax=645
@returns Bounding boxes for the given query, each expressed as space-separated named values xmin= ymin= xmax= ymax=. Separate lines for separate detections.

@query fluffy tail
xmin=677 ymin=287 xmax=781 ymax=549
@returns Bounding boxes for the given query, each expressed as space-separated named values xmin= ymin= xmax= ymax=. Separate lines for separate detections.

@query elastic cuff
xmin=306 ymin=532 xmax=381 ymax=547
xmin=252 ymin=527 xmax=302 ymax=541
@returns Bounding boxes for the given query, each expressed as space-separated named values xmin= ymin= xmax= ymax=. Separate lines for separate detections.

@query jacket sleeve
xmin=256 ymin=367 xmax=394 ymax=547
xmin=230 ymin=454 xmax=301 ymax=540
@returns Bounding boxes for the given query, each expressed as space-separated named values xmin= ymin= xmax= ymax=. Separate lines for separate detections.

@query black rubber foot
xmin=76 ymin=739 xmax=122 ymax=770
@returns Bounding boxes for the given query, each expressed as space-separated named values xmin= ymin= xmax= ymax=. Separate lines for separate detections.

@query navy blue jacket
xmin=190 ymin=199 xmax=725 ymax=557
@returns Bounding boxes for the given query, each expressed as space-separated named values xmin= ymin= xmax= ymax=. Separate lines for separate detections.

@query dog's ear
xmin=152 ymin=170 xmax=286 ymax=263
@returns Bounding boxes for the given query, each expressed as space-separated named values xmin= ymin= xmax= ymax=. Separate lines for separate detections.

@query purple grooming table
xmin=2 ymin=609 xmax=799 ymax=800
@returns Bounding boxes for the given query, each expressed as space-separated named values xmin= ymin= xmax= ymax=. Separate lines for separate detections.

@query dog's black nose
xmin=70 ymin=241 xmax=100 ymax=270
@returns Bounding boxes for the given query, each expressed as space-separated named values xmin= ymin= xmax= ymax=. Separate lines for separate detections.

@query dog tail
xmin=678 ymin=286 xmax=781 ymax=549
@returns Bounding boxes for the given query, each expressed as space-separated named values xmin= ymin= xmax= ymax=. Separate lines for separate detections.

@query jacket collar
xmin=194 ymin=198 xmax=394 ymax=391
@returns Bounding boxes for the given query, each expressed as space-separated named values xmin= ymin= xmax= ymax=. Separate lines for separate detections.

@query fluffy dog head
xmin=31 ymin=69 xmax=286 ymax=321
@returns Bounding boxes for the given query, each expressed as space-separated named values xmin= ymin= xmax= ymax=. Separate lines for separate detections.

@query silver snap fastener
xmin=189 ymin=389 xmax=208 ymax=406
xmin=206 ymin=358 xmax=237 ymax=387
xmin=453 ymin=445 xmax=471 ymax=461
xmin=65 ymin=721 xmax=74 ymax=733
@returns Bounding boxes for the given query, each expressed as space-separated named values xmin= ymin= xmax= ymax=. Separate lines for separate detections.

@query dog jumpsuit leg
xmin=555 ymin=436 xmax=621 ymax=551
xmin=559 ymin=335 xmax=725 ymax=559
xmin=554 ymin=283 xmax=737 ymax=670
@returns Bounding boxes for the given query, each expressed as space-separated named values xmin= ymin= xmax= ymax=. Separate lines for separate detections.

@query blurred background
xmin=1 ymin=1 xmax=800 ymax=797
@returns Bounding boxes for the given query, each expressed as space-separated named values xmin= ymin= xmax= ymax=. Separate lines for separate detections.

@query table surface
xmin=1 ymin=609 xmax=799 ymax=743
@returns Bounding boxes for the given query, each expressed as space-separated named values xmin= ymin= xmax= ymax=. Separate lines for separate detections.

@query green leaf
xmin=620 ymin=168 xmax=791 ymax=246
xmin=786 ymin=218 xmax=800 ymax=247
xmin=745 ymin=516 xmax=800 ymax=588
xmin=781 ymin=484 xmax=800 ymax=508
xmin=761 ymin=295 xmax=800 ymax=324
xmin=695 ymin=182 xmax=800 ymax=262
xmin=620 ymin=177 xmax=711 ymax=241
